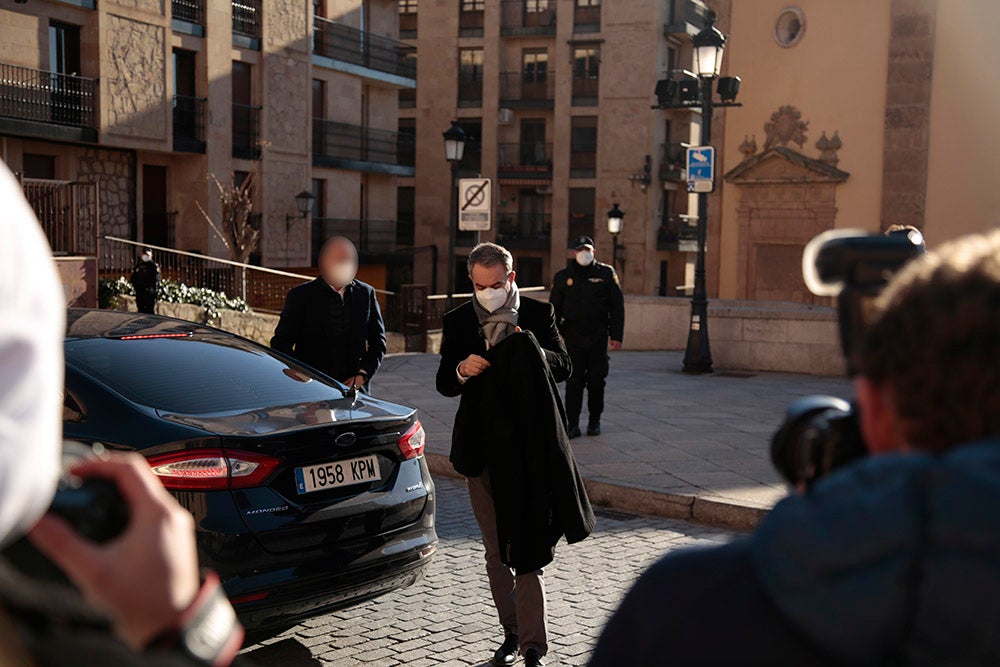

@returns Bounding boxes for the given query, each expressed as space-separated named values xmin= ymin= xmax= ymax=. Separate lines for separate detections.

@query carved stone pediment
xmin=724 ymin=146 xmax=849 ymax=185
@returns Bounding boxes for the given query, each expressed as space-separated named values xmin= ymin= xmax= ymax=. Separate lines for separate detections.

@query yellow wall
xmin=717 ymin=0 xmax=892 ymax=298
xmin=924 ymin=0 xmax=1000 ymax=244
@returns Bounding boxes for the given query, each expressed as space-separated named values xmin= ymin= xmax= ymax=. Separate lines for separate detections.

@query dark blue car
xmin=61 ymin=309 xmax=437 ymax=638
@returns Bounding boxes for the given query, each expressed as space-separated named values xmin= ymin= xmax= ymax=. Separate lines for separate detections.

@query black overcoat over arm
xmin=435 ymin=297 xmax=571 ymax=398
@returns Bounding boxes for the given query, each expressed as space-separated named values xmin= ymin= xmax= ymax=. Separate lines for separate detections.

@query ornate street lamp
xmin=683 ymin=15 xmax=728 ymax=374
xmin=442 ymin=121 xmax=466 ymax=308
xmin=293 ymin=189 xmax=316 ymax=218
xmin=606 ymin=203 xmax=625 ymax=271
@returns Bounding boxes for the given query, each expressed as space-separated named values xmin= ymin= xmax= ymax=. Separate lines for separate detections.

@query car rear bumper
xmin=230 ymin=527 xmax=437 ymax=633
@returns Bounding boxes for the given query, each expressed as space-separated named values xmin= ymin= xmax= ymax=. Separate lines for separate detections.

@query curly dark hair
xmin=858 ymin=229 xmax=1000 ymax=452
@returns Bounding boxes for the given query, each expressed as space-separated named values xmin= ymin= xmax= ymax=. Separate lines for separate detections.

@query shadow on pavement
xmin=241 ymin=638 xmax=323 ymax=666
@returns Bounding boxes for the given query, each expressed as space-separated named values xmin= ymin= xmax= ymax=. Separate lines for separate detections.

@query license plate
xmin=294 ymin=455 xmax=381 ymax=494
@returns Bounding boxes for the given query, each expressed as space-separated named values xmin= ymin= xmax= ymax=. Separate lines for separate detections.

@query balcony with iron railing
xmin=232 ymin=0 xmax=262 ymax=49
xmin=572 ymin=75 xmax=599 ymax=105
xmin=312 ymin=119 xmax=416 ymax=176
xmin=311 ymin=218 xmax=398 ymax=260
xmin=21 ymin=178 xmax=99 ymax=255
xmin=570 ymin=140 xmax=597 ymax=178
xmin=0 ymin=63 xmax=97 ymax=142
xmin=313 ymin=17 xmax=417 ymax=87
xmin=459 ymin=7 xmax=484 ymax=36
xmin=399 ymin=10 xmax=417 ymax=38
xmin=497 ymin=213 xmax=551 ymax=249
xmin=498 ymin=142 xmax=552 ymax=179
xmin=500 ymin=1 xmax=556 ymax=36
xmin=172 ymin=0 xmax=205 ymax=36
xmin=658 ymin=215 xmax=699 ymax=251
xmin=458 ymin=72 xmax=483 ymax=108
xmin=664 ymin=0 xmax=710 ymax=36
xmin=660 ymin=141 xmax=688 ymax=182
xmin=232 ymin=103 xmax=262 ymax=159
xmin=173 ymin=95 xmax=206 ymax=153
xmin=499 ymin=71 xmax=554 ymax=108
xmin=573 ymin=3 xmax=601 ymax=33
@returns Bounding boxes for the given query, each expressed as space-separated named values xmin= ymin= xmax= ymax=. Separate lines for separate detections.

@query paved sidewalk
xmin=374 ymin=351 xmax=851 ymax=529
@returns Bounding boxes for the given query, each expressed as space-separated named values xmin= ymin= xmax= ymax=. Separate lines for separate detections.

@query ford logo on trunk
xmin=335 ymin=432 xmax=357 ymax=447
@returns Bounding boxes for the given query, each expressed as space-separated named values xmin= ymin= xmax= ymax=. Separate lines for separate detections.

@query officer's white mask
xmin=575 ymin=249 xmax=595 ymax=266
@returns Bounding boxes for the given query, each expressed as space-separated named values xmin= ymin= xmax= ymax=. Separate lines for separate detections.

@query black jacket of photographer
xmin=271 ymin=277 xmax=386 ymax=383
xmin=549 ymin=260 xmax=625 ymax=349
xmin=589 ymin=438 xmax=1000 ymax=667
xmin=0 ymin=555 xmax=252 ymax=666
xmin=435 ymin=298 xmax=594 ymax=572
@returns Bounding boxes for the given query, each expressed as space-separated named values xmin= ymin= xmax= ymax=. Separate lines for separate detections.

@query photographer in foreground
xmin=590 ymin=229 xmax=1000 ymax=666
xmin=0 ymin=161 xmax=244 ymax=666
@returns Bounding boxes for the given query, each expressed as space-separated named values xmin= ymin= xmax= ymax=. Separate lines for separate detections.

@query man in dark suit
xmin=436 ymin=243 xmax=574 ymax=667
xmin=271 ymin=237 xmax=386 ymax=390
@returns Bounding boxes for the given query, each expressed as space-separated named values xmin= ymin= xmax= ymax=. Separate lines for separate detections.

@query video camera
xmin=770 ymin=228 xmax=925 ymax=487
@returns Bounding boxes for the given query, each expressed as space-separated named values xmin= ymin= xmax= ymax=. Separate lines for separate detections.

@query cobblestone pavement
xmin=372 ymin=351 xmax=851 ymax=510
xmin=242 ymin=477 xmax=732 ymax=666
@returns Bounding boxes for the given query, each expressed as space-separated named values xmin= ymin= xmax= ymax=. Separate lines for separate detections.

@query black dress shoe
xmin=524 ymin=648 xmax=545 ymax=667
xmin=587 ymin=421 xmax=601 ymax=436
xmin=567 ymin=425 xmax=582 ymax=439
xmin=492 ymin=635 xmax=519 ymax=666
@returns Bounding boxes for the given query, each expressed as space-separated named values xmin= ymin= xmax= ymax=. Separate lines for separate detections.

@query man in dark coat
xmin=130 ymin=249 xmax=160 ymax=314
xmin=549 ymin=236 xmax=625 ymax=438
xmin=437 ymin=242 xmax=593 ymax=667
xmin=590 ymin=229 xmax=1000 ymax=666
xmin=271 ymin=237 xmax=386 ymax=390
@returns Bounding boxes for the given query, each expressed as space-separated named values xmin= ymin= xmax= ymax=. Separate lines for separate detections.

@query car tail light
xmin=146 ymin=449 xmax=280 ymax=490
xmin=398 ymin=421 xmax=426 ymax=460
xmin=230 ymin=591 xmax=270 ymax=605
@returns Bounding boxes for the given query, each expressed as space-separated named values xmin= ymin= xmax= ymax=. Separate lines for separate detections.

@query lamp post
xmin=606 ymin=203 xmax=625 ymax=272
xmin=443 ymin=121 xmax=466 ymax=310
xmin=286 ymin=189 xmax=316 ymax=263
xmin=681 ymin=15 xmax=727 ymax=374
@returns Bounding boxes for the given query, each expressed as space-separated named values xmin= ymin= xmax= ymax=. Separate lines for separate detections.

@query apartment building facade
xmin=0 ymin=0 xmax=415 ymax=288
xmin=399 ymin=0 xmax=715 ymax=295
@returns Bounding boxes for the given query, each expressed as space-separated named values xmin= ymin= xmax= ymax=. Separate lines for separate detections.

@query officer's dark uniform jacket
xmin=549 ymin=260 xmax=625 ymax=349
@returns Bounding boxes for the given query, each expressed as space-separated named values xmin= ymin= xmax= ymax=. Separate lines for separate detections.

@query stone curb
xmin=424 ymin=452 xmax=768 ymax=533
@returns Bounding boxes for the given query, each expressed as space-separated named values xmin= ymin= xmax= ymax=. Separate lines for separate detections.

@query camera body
xmin=770 ymin=230 xmax=924 ymax=487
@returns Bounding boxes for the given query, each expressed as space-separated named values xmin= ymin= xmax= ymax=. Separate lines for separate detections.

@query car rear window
xmin=65 ymin=334 xmax=344 ymax=415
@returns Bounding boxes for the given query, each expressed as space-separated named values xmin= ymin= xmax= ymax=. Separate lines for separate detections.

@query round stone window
xmin=774 ymin=7 xmax=806 ymax=48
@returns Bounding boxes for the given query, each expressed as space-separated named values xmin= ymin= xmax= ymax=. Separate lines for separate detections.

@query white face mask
xmin=575 ymin=249 xmax=595 ymax=266
xmin=325 ymin=262 xmax=357 ymax=288
xmin=141 ymin=252 xmax=152 ymax=263
xmin=475 ymin=283 xmax=510 ymax=313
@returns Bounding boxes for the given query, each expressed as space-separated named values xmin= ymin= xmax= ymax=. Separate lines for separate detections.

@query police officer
xmin=549 ymin=236 xmax=625 ymax=438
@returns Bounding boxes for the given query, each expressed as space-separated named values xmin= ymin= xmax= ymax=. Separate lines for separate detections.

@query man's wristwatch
xmin=146 ymin=572 xmax=244 ymax=666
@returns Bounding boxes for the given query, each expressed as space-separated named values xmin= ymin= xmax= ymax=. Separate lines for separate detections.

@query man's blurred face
xmin=319 ymin=239 xmax=358 ymax=289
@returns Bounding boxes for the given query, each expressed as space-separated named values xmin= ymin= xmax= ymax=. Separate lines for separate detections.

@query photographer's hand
xmin=28 ymin=453 xmax=200 ymax=651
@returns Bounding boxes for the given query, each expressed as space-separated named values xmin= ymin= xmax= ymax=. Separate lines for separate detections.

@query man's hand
xmin=29 ymin=453 xmax=201 ymax=650
xmin=343 ymin=375 xmax=366 ymax=389
xmin=459 ymin=354 xmax=491 ymax=378
xmin=609 ymin=340 xmax=623 ymax=352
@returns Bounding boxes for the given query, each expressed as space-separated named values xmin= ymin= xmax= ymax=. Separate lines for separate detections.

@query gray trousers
xmin=467 ymin=473 xmax=548 ymax=656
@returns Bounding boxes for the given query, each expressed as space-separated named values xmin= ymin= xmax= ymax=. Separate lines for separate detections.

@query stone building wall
xmin=77 ymin=147 xmax=136 ymax=240
xmin=104 ymin=15 xmax=168 ymax=142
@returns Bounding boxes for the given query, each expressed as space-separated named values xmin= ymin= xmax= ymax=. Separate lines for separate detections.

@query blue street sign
xmin=686 ymin=146 xmax=715 ymax=181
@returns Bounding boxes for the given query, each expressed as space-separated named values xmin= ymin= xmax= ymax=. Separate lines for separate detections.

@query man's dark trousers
xmin=565 ymin=338 xmax=609 ymax=428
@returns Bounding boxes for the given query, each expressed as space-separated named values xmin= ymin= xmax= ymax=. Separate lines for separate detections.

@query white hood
xmin=0 ymin=160 xmax=63 ymax=546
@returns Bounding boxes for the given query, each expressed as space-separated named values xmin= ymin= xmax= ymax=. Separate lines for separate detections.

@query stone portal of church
xmin=724 ymin=107 xmax=850 ymax=304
